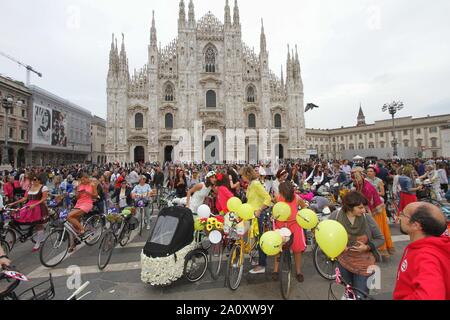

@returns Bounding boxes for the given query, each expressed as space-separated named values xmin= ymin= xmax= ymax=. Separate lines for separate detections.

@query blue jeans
xmin=257 ymin=213 xmax=267 ymax=267
xmin=338 ymin=263 xmax=370 ymax=298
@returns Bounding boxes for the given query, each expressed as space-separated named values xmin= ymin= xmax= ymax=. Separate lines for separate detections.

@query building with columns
xmin=0 ymin=75 xmax=31 ymax=167
xmin=106 ymin=0 xmax=307 ymax=164
xmin=306 ymin=107 xmax=450 ymax=160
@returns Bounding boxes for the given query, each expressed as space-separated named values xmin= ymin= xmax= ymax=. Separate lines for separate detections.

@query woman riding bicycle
xmin=6 ymin=175 xmax=49 ymax=252
xmin=131 ymin=176 xmax=152 ymax=230
xmin=272 ymin=181 xmax=307 ymax=282
xmin=67 ymin=173 xmax=98 ymax=251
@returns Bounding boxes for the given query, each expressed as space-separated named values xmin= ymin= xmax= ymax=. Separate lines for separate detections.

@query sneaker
xmin=146 ymin=224 xmax=151 ymax=230
xmin=249 ymin=266 xmax=266 ymax=274
xmin=387 ymin=247 xmax=396 ymax=255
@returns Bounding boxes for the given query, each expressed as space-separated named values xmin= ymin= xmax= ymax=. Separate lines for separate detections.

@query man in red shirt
xmin=393 ymin=202 xmax=450 ymax=300
xmin=114 ymin=171 xmax=126 ymax=190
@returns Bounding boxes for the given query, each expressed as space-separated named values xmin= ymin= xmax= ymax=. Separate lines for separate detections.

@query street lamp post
xmin=2 ymin=96 xmax=23 ymax=166
xmin=382 ymin=101 xmax=404 ymax=158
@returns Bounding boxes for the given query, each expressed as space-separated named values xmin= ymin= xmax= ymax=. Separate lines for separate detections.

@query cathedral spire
xmin=281 ymin=65 xmax=284 ymax=88
xmin=150 ymin=11 xmax=157 ymax=46
xmin=286 ymin=44 xmax=293 ymax=84
xmin=188 ymin=0 xmax=195 ymax=28
xmin=108 ymin=33 xmax=119 ymax=77
xmin=224 ymin=0 xmax=231 ymax=27
xmin=233 ymin=0 xmax=240 ymax=27
xmin=178 ymin=0 xmax=186 ymax=30
xmin=357 ymin=104 xmax=366 ymax=126
xmin=260 ymin=18 xmax=267 ymax=54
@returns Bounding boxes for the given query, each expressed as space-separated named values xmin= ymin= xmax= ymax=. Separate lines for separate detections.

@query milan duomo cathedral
xmin=106 ymin=0 xmax=307 ymax=164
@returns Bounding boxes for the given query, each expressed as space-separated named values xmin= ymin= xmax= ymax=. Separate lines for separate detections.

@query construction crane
xmin=0 ymin=51 xmax=42 ymax=86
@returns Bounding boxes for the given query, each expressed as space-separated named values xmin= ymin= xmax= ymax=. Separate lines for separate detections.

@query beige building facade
xmin=306 ymin=108 xmax=450 ymax=160
xmin=0 ymin=75 xmax=31 ymax=167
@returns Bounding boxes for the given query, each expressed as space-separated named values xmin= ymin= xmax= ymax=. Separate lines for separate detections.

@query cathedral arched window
xmin=274 ymin=114 xmax=282 ymax=129
xmin=164 ymin=83 xmax=174 ymax=102
xmin=135 ymin=113 xmax=143 ymax=129
xmin=248 ymin=114 xmax=256 ymax=128
xmin=165 ymin=113 xmax=173 ymax=129
xmin=205 ymin=46 xmax=216 ymax=73
xmin=206 ymin=90 xmax=216 ymax=108
xmin=246 ymin=85 xmax=256 ymax=103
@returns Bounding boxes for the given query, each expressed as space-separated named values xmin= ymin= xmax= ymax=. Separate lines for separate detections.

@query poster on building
xmin=51 ymin=110 xmax=67 ymax=147
xmin=33 ymin=104 xmax=52 ymax=145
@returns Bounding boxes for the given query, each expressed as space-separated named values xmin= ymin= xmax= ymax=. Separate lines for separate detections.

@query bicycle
xmin=39 ymin=209 xmax=105 ymax=268
xmin=302 ymin=209 xmax=337 ymax=281
xmin=225 ymin=218 xmax=259 ymax=291
xmin=0 ymin=206 xmax=41 ymax=252
xmin=183 ymin=233 xmax=209 ymax=283
xmin=0 ymin=265 xmax=91 ymax=300
xmin=278 ymin=234 xmax=295 ymax=300
xmin=328 ymin=267 xmax=374 ymax=300
xmin=134 ymin=195 xmax=149 ymax=236
xmin=97 ymin=210 xmax=139 ymax=270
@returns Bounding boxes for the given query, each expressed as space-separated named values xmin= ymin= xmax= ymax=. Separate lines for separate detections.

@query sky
xmin=1 ymin=0 xmax=449 ymax=129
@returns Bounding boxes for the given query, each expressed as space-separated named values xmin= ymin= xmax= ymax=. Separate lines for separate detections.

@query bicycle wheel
xmin=83 ymin=214 xmax=104 ymax=246
xmin=98 ymin=231 xmax=116 ymax=270
xmin=184 ymin=249 xmax=208 ymax=282
xmin=2 ymin=228 xmax=16 ymax=252
xmin=226 ymin=245 xmax=244 ymax=290
xmin=118 ymin=223 xmax=132 ymax=247
xmin=39 ymin=229 xmax=70 ymax=268
xmin=279 ymin=249 xmax=292 ymax=300
xmin=1 ymin=239 xmax=9 ymax=255
xmin=138 ymin=208 xmax=144 ymax=237
xmin=209 ymin=242 xmax=223 ymax=280
xmin=313 ymin=244 xmax=336 ymax=280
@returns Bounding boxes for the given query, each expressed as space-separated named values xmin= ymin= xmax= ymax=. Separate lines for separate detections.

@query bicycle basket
xmin=17 ymin=274 xmax=55 ymax=300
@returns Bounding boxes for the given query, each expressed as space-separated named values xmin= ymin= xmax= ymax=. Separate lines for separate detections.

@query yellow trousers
xmin=373 ymin=208 xmax=394 ymax=251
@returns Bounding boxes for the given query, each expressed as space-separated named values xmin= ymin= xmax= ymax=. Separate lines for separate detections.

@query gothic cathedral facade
xmin=106 ymin=0 xmax=307 ymax=164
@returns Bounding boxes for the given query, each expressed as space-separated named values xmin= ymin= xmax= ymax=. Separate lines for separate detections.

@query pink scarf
xmin=359 ymin=180 xmax=384 ymax=215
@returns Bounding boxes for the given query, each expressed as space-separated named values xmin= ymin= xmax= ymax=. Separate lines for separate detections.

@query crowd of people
xmin=0 ymin=157 xmax=449 ymax=300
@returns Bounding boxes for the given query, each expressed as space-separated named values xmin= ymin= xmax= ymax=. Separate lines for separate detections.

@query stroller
xmin=141 ymin=206 xmax=208 ymax=286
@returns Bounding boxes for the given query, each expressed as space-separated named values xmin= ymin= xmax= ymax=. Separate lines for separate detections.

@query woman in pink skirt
xmin=67 ymin=173 xmax=98 ymax=251
xmin=273 ymin=181 xmax=307 ymax=282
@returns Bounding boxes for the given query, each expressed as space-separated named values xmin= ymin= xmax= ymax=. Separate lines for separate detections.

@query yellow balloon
xmin=237 ymin=203 xmax=255 ymax=221
xmin=194 ymin=218 xmax=205 ymax=231
xmin=272 ymin=202 xmax=291 ymax=222
xmin=296 ymin=209 xmax=319 ymax=230
xmin=227 ymin=197 xmax=242 ymax=213
xmin=314 ymin=220 xmax=348 ymax=260
xmin=259 ymin=231 xmax=283 ymax=256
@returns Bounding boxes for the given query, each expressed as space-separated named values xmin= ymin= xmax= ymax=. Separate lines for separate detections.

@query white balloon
xmin=197 ymin=204 xmax=211 ymax=218
xmin=277 ymin=228 xmax=292 ymax=237
xmin=208 ymin=230 xmax=222 ymax=244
